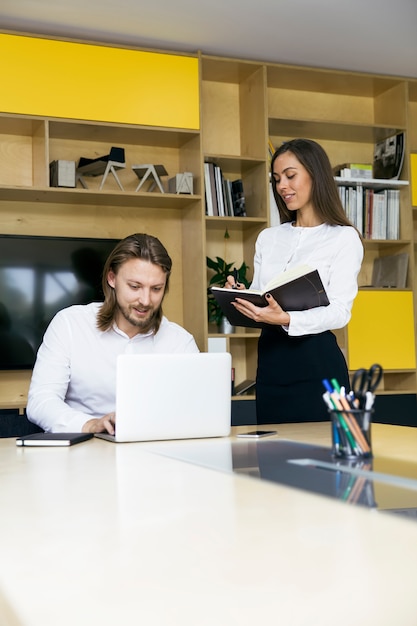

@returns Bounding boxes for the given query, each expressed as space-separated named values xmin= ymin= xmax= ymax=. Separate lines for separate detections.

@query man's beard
xmin=117 ymin=302 xmax=158 ymax=333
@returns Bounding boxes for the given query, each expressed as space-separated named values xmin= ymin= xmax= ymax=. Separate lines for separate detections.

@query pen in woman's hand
xmin=233 ymin=268 xmax=239 ymax=289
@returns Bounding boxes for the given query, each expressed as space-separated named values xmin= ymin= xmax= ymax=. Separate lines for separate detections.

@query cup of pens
xmin=329 ymin=408 xmax=373 ymax=459
xmin=323 ymin=364 xmax=383 ymax=460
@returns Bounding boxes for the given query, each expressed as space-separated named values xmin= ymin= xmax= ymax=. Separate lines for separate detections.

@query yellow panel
xmin=347 ymin=291 xmax=416 ymax=370
xmin=411 ymin=153 xmax=417 ymax=206
xmin=0 ymin=34 xmax=199 ymax=129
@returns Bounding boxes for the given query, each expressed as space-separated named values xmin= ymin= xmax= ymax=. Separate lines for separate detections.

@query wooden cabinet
xmin=1 ymin=36 xmax=417 ymax=412
xmin=0 ymin=114 xmax=205 ymax=409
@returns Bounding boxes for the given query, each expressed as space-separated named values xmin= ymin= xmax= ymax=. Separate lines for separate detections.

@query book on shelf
xmin=365 ymin=188 xmax=399 ymax=240
xmin=210 ymin=265 xmax=329 ymax=329
xmin=234 ymin=379 xmax=256 ymax=396
xmin=268 ymin=138 xmax=276 ymax=161
xmin=339 ymin=184 xmax=399 ymax=240
xmin=16 ymin=433 xmax=94 ymax=447
xmin=333 ymin=163 xmax=373 ymax=179
xmin=370 ymin=190 xmax=388 ymax=240
xmin=49 ymin=160 xmax=76 ymax=188
xmin=204 ymin=162 xmax=214 ymax=216
xmin=204 ymin=163 xmax=247 ymax=217
xmin=231 ymin=179 xmax=246 ymax=216
xmin=373 ymin=132 xmax=405 ymax=180
xmin=371 ymin=252 xmax=409 ymax=289
xmin=411 ymin=153 xmax=417 ymax=206
xmin=387 ymin=188 xmax=400 ymax=239
xmin=222 ymin=178 xmax=234 ymax=216
xmin=209 ymin=163 xmax=219 ymax=216
xmin=204 ymin=162 xmax=219 ymax=216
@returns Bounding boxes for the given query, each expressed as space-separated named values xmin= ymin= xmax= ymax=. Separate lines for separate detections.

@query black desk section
xmin=231 ymin=440 xmax=417 ymax=520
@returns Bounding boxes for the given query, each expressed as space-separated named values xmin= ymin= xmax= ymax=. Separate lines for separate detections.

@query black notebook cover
xmin=210 ymin=270 xmax=329 ymax=329
xmin=16 ymin=433 xmax=94 ymax=447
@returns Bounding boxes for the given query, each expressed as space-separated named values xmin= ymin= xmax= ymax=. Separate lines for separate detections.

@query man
xmin=27 ymin=233 xmax=199 ymax=434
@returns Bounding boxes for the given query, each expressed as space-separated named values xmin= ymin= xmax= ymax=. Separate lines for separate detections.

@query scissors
xmin=351 ymin=363 xmax=383 ymax=407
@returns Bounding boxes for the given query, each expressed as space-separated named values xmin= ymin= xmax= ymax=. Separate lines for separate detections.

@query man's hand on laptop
xmin=82 ymin=412 xmax=115 ymax=435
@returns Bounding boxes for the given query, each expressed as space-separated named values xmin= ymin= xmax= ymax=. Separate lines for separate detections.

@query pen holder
xmin=329 ymin=409 xmax=373 ymax=459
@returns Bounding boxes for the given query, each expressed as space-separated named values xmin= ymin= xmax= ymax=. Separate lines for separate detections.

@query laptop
xmin=96 ymin=352 xmax=232 ymax=442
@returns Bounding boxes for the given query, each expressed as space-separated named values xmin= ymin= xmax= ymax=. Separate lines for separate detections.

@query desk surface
xmin=1 ymin=423 xmax=417 ymax=626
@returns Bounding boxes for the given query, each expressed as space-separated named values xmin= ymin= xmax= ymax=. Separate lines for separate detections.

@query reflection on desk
xmin=154 ymin=424 xmax=417 ymax=518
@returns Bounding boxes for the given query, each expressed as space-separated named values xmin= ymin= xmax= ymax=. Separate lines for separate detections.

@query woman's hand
xmin=82 ymin=412 xmax=115 ymax=434
xmin=232 ymin=293 xmax=291 ymax=326
xmin=224 ymin=275 xmax=246 ymax=290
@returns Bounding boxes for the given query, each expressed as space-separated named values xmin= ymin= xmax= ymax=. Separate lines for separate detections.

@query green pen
xmin=331 ymin=378 xmax=342 ymax=393
xmin=338 ymin=412 xmax=361 ymax=455
xmin=329 ymin=378 xmax=361 ymax=455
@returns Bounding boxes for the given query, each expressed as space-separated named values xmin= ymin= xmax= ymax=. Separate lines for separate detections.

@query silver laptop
xmin=96 ymin=352 xmax=232 ymax=442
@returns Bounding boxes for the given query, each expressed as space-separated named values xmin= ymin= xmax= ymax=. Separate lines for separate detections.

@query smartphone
xmin=236 ymin=430 xmax=277 ymax=438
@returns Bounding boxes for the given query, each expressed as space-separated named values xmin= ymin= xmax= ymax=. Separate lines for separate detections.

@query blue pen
xmin=322 ymin=379 xmax=334 ymax=394
xmin=332 ymin=416 xmax=341 ymax=454
xmin=322 ymin=381 xmax=341 ymax=454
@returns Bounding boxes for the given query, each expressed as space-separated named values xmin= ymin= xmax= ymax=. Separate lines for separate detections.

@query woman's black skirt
xmin=256 ymin=325 xmax=350 ymax=424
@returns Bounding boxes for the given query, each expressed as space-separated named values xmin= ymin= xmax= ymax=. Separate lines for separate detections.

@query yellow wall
xmin=0 ymin=33 xmax=199 ymax=129
xmin=347 ymin=291 xmax=416 ymax=370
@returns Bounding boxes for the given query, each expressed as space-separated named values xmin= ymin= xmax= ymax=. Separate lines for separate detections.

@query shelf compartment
xmin=360 ymin=240 xmax=413 ymax=289
xmin=206 ymin=219 xmax=264 ymax=286
xmin=375 ymin=371 xmax=417 ymax=395
xmin=267 ymin=68 xmax=407 ymax=128
xmin=49 ymin=120 xmax=201 ymax=195
xmin=201 ymin=59 xmax=267 ymax=159
xmin=0 ymin=116 xmax=47 ymax=187
xmin=203 ymin=157 xmax=268 ymax=220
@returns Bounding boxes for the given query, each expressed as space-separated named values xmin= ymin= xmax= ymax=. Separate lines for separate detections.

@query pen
xmin=322 ymin=391 xmax=341 ymax=455
xmin=322 ymin=379 xmax=360 ymax=456
xmin=232 ymin=268 xmax=239 ymax=289
xmin=332 ymin=379 xmax=369 ymax=454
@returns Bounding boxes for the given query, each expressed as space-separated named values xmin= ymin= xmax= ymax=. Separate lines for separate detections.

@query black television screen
xmin=0 ymin=235 xmax=120 ymax=370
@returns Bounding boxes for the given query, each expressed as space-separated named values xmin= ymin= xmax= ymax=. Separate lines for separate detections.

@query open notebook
xmin=96 ymin=352 xmax=232 ymax=442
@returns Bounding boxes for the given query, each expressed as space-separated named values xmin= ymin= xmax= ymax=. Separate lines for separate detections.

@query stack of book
xmin=204 ymin=162 xmax=246 ymax=217
xmin=338 ymin=185 xmax=400 ymax=240
xmin=333 ymin=163 xmax=373 ymax=179
xmin=364 ymin=188 xmax=400 ymax=240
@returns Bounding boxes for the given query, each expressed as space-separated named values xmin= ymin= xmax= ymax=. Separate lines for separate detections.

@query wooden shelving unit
xmin=1 ymin=38 xmax=417 ymax=414
xmin=202 ymin=56 xmax=417 ymax=403
xmin=0 ymin=113 xmax=206 ymax=409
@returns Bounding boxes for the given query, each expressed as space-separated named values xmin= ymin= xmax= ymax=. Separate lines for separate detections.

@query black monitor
xmin=0 ymin=234 xmax=120 ymax=370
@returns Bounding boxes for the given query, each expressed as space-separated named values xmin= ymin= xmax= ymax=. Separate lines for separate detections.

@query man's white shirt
xmin=27 ymin=303 xmax=199 ymax=432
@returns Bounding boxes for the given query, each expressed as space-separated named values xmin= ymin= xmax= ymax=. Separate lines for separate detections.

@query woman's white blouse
xmin=251 ymin=222 xmax=364 ymax=336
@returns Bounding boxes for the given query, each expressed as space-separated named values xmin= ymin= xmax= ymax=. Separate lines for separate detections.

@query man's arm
xmin=27 ymin=310 xmax=98 ymax=433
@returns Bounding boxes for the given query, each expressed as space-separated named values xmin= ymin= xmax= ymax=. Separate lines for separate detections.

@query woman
xmin=227 ymin=139 xmax=363 ymax=422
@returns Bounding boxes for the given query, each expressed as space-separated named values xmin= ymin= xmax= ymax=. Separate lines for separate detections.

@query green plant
xmin=207 ymin=256 xmax=250 ymax=327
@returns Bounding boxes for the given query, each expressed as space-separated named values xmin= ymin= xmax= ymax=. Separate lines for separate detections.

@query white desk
xmin=1 ymin=423 xmax=417 ymax=625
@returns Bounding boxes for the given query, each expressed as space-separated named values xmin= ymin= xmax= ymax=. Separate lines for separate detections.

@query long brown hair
xmin=271 ymin=138 xmax=354 ymax=227
xmin=97 ymin=233 xmax=172 ymax=333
